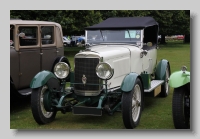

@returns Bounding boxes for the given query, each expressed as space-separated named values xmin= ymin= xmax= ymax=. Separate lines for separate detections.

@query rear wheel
xmin=172 ymin=84 xmax=190 ymax=129
xmin=160 ymin=64 xmax=170 ymax=97
xmin=31 ymin=85 xmax=57 ymax=124
xmin=122 ymin=78 xmax=143 ymax=129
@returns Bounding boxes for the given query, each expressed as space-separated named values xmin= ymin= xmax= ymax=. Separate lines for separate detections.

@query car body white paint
xmin=75 ymin=44 xmax=157 ymax=89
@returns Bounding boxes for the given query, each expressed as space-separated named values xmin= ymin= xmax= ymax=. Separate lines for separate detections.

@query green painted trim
xmin=141 ymin=73 xmax=151 ymax=89
xmin=120 ymin=72 xmax=138 ymax=92
xmin=155 ymin=59 xmax=169 ymax=80
xmin=74 ymin=98 xmax=91 ymax=106
xmin=97 ymin=96 xmax=105 ymax=109
xmin=110 ymin=102 xmax=121 ymax=113
xmin=169 ymin=71 xmax=190 ymax=88
xmin=43 ymin=90 xmax=55 ymax=112
xmin=30 ymin=70 xmax=57 ymax=88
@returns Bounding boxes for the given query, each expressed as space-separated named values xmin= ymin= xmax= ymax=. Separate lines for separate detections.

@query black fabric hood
xmin=85 ymin=17 xmax=158 ymax=30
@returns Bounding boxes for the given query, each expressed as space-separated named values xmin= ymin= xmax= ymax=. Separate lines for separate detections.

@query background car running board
xmin=18 ymin=88 xmax=32 ymax=96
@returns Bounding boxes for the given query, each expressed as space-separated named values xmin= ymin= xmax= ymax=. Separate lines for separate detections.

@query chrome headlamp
xmin=54 ymin=62 xmax=70 ymax=79
xmin=96 ymin=62 xmax=114 ymax=80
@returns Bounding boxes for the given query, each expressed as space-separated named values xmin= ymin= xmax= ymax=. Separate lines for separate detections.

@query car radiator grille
xmin=74 ymin=58 xmax=100 ymax=91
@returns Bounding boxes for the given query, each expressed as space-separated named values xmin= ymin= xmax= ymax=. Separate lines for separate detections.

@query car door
xmin=17 ymin=25 xmax=41 ymax=89
xmin=142 ymin=45 xmax=157 ymax=74
xmin=40 ymin=25 xmax=57 ymax=71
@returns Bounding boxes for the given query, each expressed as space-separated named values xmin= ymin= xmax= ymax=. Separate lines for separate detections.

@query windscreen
xmin=86 ymin=30 xmax=142 ymax=44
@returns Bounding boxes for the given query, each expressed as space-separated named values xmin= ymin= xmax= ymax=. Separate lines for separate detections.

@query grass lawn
xmin=10 ymin=41 xmax=190 ymax=129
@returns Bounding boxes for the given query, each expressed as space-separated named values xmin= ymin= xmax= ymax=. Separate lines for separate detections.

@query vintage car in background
xmin=63 ymin=36 xmax=70 ymax=47
xmin=30 ymin=17 xmax=171 ymax=129
xmin=176 ymin=35 xmax=185 ymax=40
xmin=169 ymin=66 xmax=190 ymax=129
xmin=10 ymin=19 xmax=69 ymax=99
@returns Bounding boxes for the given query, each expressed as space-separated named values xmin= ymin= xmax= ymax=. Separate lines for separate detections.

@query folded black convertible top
xmin=85 ymin=17 xmax=158 ymax=30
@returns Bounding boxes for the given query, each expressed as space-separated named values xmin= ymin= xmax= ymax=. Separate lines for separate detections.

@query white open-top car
xmin=30 ymin=17 xmax=171 ymax=129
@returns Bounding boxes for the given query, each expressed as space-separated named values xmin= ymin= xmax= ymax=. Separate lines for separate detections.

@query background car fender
xmin=120 ymin=72 xmax=141 ymax=92
xmin=155 ymin=59 xmax=171 ymax=80
xmin=30 ymin=70 xmax=58 ymax=89
xmin=169 ymin=71 xmax=190 ymax=88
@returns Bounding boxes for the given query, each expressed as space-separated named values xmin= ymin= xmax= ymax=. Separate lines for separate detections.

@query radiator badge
xmin=82 ymin=74 xmax=87 ymax=86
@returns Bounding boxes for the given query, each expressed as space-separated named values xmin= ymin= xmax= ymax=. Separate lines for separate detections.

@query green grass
xmin=157 ymin=41 xmax=190 ymax=72
xmin=10 ymin=41 xmax=190 ymax=129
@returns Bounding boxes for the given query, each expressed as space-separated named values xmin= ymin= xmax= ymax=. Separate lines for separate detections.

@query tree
xmin=148 ymin=10 xmax=173 ymax=44
xmin=183 ymin=10 xmax=190 ymax=43
xmin=10 ymin=10 xmax=190 ymax=43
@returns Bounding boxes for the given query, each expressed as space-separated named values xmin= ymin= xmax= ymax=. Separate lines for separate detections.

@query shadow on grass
xmin=10 ymin=95 xmax=31 ymax=114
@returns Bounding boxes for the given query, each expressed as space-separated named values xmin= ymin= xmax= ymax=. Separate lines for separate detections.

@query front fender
xmin=155 ymin=59 xmax=170 ymax=80
xmin=120 ymin=72 xmax=139 ymax=92
xmin=169 ymin=71 xmax=190 ymax=88
xmin=30 ymin=70 xmax=58 ymax=89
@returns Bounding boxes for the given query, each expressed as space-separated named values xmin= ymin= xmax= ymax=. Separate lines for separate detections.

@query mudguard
xmin=30 ymin=70 xmax=58 ymax=89
xmin=155 ymin=59 xmax=170 ymax=80
xmin=169 ymin=71 xmax=190 ymax=88
xmin=120 ymin=72 xmax=139 ymax=92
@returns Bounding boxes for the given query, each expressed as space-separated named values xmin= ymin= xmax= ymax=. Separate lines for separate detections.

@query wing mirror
xmin=147 ymin=42 xmax=152 ymax=47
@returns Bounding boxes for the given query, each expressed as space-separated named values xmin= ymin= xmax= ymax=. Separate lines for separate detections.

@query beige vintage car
xmin=10 ymin=19 xmax=70 ymax=98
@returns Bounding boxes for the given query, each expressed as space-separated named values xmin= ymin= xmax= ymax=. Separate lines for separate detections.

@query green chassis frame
xmin=42 ymin=72 xmax=122 ymax=116
xmin=30 ymin=59 xmax=169 ymax=116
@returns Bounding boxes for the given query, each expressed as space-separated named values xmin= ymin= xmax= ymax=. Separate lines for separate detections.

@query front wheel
xmin=172 ymin=84 xmax=190 ymax=129
xmin=31 ymin=85 xmax=57 ymax=124
xmin=122 ymin=78 xmax=143 ymax=129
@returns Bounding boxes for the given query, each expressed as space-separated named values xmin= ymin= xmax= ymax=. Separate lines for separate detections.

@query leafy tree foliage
xmin=10 ymin=10 xmax=190 ymax=43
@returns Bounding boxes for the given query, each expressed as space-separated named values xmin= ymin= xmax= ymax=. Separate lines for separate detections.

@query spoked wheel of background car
xmin=31 ymin=85 xmax=57 ymax=124
xmin=160 ymin=64 xmax=170 ymax=97
xmin=172 ymin=84 xmax=190 ymax=129
xmin=122 ymin=78 xmax=143 ymax=129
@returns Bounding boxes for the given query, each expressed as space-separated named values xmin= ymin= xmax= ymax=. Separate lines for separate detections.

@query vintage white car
xmin=30 ymin=17 xmax=171 ymax=129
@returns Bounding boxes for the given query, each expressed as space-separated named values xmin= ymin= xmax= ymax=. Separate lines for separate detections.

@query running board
xmin=18 ymin=88 xmax=32 ymax=96
xmin=144 ymin=80 xmax=164 ymax=97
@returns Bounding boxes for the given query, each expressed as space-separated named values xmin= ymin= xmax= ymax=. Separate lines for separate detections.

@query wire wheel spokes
xmin=165 ymin=67 xmax=170 ymax=93
xmin=40 ymin=85 xmax=53 ymax=118
xmin=132 ymin=84 xmax=141 ymax=122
